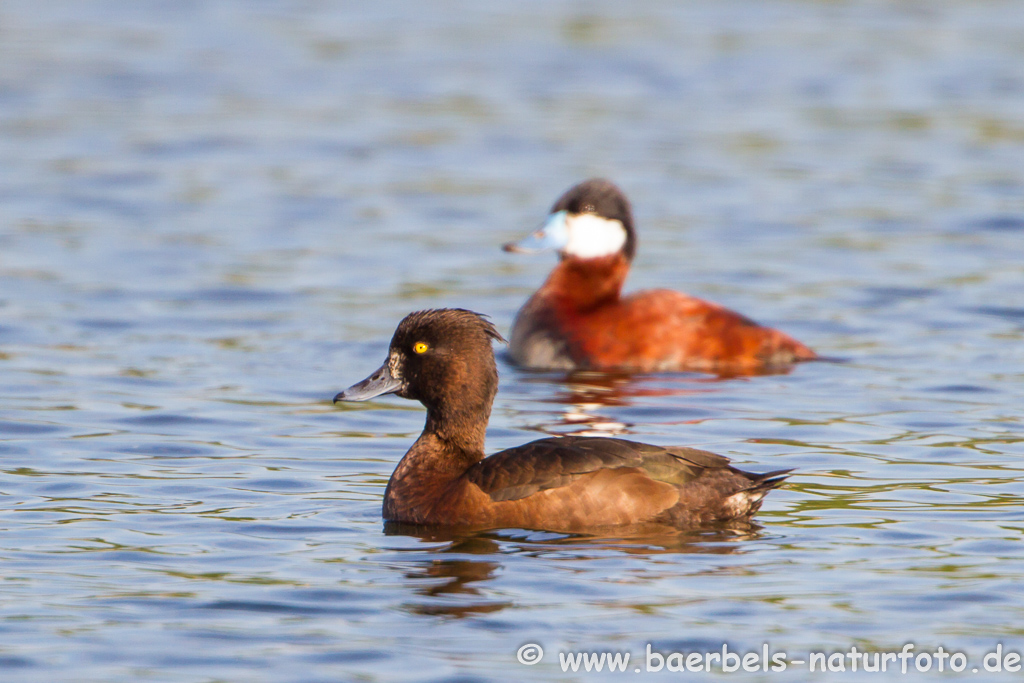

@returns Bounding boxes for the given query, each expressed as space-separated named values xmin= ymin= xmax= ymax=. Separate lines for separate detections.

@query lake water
xmin=2 ymin=1 xmax=1023 ymax=681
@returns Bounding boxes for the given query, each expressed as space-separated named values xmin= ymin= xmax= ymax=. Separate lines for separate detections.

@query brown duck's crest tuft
xmin=398 ymin=308 xmax=506 ymax=345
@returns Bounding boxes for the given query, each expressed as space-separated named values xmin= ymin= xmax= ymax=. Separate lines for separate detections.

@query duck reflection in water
xmin=384 ymin=522 xmax=765 ymax=619
xmin=384 ymin=531 xmax=509 ymax=618
xmin=512 ymin=369 xmax=723 ymax=436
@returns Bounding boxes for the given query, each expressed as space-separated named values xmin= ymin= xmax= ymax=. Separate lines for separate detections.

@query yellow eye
xmin=413 ymin=342 xmax=429 ymax=354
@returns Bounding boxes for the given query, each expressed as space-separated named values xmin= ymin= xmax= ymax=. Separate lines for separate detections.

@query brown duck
xmin=503 ymin=179 xmax=817 ymax=373
xmin=334 ymin=309 xmax=790 ymax=532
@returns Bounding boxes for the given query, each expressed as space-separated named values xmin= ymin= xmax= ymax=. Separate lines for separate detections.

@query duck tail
xmin=748 ymin=468 xmax=793 ymax=491
xmin=723 ymin=468 xmax=793 ymax=518
xmin=795 ymin=345 xmax=818 ymax=361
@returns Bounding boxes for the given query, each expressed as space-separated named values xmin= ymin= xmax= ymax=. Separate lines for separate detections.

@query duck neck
xmin=382 ymin=404 xmax=489 ymax=518
xmin=394 ymin=387 xmax=493 ymax=476
xmin=543 ymin=252 xmax=630 ymax=312
xmin=422 ymin=401 xmax=489 ymax=463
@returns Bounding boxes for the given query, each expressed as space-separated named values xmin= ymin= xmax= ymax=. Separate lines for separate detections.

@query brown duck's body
xmin=384 ymin=433 xmax=789 ymax=531
xmin=509 ymin=252 xmax=817 ymax=374
xmin=335 ymin=308 xmax=791 ymax=533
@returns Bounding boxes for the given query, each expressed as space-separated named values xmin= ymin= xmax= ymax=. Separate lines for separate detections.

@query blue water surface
xmin=1 ymin=1 xmax=1023 ymax=681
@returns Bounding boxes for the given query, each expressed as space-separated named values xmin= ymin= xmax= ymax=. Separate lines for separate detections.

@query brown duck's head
xmin=334 ymin=309 xmax=505 ymax=418
xmin=502 ymin=178 xmax=637 ymax=262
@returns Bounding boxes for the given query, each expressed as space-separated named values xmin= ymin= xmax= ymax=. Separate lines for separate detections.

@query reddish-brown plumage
xmin=335 ymin=309 xmax=791 ymax=533
xmin=506 ymin=179 xmax=817 ymax=374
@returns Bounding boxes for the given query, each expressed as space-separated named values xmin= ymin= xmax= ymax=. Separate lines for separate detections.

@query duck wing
xmin=465 ymin=436 xmax=741 ymax=502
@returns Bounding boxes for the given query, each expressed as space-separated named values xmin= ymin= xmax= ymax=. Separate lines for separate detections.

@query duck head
xmin=334 ymin=309 xmax=505 ymax=447
xmin=503 ymin=178 xmax=636 ymax=262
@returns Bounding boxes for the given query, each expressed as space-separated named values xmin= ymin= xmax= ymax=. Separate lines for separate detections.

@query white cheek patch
xmin=563 ymin=213 xmax=628 ymax=259
xmin=388 ymin=352 xmax=403 ymax=379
